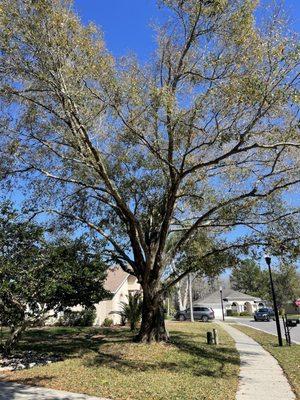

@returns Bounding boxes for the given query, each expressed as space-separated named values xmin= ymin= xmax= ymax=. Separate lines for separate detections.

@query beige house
xmin=194 ymin=289 xmax=265 ymax=319
xmin=94 ymin=266 xmax=141 ymax=325
xmin=48 ymin=267 xmax=141 ymax=326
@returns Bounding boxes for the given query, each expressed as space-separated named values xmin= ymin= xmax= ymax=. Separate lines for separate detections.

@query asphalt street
xmin=229 ymin=317 xmax=300 ymax=344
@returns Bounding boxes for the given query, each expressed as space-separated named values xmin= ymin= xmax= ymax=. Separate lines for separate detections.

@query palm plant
xmin=120 ymin=292 xmax=142 ymax=331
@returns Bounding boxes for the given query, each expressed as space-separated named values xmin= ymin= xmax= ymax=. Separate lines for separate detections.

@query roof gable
xmin=104 ymin=267 xmax=129 ymax=294
xmin=194 ymin=288 xmax=262 ymax=304
xmin=223 ymin=289 xmax=262 ymax=301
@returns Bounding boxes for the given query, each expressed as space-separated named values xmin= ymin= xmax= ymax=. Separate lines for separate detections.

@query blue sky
xmin=72 ymin=0 xmax=299 ymax=275
xmin=74 ymin=0 xmax=300 ymax=60
xmin=74 ymin=0 xmax=163 ymax=59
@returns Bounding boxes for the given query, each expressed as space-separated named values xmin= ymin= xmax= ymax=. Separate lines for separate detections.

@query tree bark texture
xmin=188 ymin=273 xmax=194 ymax=322
xmin=2 ymin=324 xmax=27 ymax=356
xmin=135 ymin=284 xmax=169 ymax=342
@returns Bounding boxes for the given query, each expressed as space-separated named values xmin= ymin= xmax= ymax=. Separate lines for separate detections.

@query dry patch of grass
xmin=2 ymin=322 xmax=239 ymax=400
xmin=233 ymin=324 xmax=300 ymax=399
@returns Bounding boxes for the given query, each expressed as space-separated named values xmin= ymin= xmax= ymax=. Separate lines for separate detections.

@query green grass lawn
xmin=2 ymin=322 xmax=239 ymax=400
xmin=286 ymin=314 xmax=300 ymax=320
xmin=233 ymin=324 xmax=300 ymax=399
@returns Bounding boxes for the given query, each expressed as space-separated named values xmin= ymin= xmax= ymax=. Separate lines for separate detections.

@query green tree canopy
xmin=271 ymin=264 xmax=300 ymax=307
xmin=230 ymin=259 xmax=266 ymax=297
xmin=0 ymin=202 xmax=109 ymax=355
xmin=230 ymin=258 xmax=300 ymax=306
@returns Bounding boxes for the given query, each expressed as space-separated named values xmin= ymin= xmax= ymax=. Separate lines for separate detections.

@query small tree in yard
xmin=0 ymin=203 xmax=109 ymax=355
xmin=0 ymin=0 xmax=299 ymax=342
xmin=272 ymin=264 xmax=300 ymax=307
xmin=120 ymin=293 xmax=143 ymax=331
xmin=230 ymin=259 xmax=266 ymax=297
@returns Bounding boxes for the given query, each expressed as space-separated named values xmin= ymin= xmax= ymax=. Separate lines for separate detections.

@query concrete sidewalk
xmin=219 ymin=322 xmax=295 ymax=400
xmin=0 ymin=382 xmax=110 ymax=400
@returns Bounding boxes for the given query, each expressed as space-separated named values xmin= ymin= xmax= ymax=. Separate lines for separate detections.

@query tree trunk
xmin=176 ymin=280 xmax=189 ymax=311
xmin=183 ymin=280 xmax=189 ymax=310
xmin=188 ymin=273 xmax=194 ymax=322
xmin=134 ymin=286 xmax=169 ymax=342
xmin=166 ymin=297 xmax=170 ymax=317
xmin=2 ymin=324 xmax=27 ymax=356
xmin=130 ymin=321 xmax=136 ymax=331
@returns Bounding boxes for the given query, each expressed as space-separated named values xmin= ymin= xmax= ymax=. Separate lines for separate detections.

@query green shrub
xmin=103 ymin=317 xmax=113 ymax=327
xmin=81 ymin=308 xmax=97 ymax=326
xmin=164 ymin=303 xmax=176 ymax=318
xmin=59 ymin=307 xmax=96 ymax=327
xmin=226 ymin=309 xmax=240 ymax=316
xmin=119 ymin=292 xmax=142 ymax=331
xmin=239 ymin=311 xmax=251 ymax=316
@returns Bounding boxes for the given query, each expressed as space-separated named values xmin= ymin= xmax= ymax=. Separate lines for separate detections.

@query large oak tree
xmin=0 ymin=0 xmax=299 ymax=341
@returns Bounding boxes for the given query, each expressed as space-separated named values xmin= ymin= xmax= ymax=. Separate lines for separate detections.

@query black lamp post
xmin=264 ymin=254 xmax=283 ymax=347
xmin=220 ymin=286 xmax=225 ymax=321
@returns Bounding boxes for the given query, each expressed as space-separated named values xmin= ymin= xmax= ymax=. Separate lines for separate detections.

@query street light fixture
xmin=219 ymin=286 xmax=225 ymax=321
xmin=264 ymin=254 xmax=283 ymax=347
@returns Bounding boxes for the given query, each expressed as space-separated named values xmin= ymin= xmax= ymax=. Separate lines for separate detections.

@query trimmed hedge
xmin=226 ymin=310 xmax=240 ymax=316
xmin=103 ymin=317 xmax=113 ymax=327
xmin=239 ymin=311 xmax=251 ymax=316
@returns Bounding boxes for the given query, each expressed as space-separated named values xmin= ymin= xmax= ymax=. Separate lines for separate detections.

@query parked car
xmin=175 ymin=306 xmax=215 ymax=322
xmin=254 ymin=307 xmax=275 ymax=321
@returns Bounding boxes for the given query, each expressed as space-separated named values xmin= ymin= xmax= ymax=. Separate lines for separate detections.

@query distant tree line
xmin=230 ymin=259 xmax=300 ymax=307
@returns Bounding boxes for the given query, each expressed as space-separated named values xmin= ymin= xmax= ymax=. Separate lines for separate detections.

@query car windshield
xmin=258 ymin=308 xmax=269 ymax=312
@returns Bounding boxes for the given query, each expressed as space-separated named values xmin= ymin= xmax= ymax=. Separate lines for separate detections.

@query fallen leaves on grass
xmin=4 ymin=322 xmax=239 ymax=400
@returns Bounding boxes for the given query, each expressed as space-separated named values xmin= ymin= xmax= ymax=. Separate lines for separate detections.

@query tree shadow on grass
xmin=10 ymin=326 xmax=134 ymax=361
xmin=2 ymin=375 xmax=54 ymax=386
xmin=84 ymin=328 xmax=240 ymax=379
xmin=169 ymin=330 xmax=240 ymax=377
xmin=8 ymin=326 xmax=240 ymax=380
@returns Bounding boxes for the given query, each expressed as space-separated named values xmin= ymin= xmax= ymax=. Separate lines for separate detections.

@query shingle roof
xmin=104 ymin=266 xmax=129 ymax=294
xmin=194 ymin=288 xmax=262 ymax=305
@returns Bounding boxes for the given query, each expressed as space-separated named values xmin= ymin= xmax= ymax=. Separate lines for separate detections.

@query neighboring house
xmin=48 ymin=266 xmax=141 ymax=326
xmin=193 ymin=288 xmax=265 ymax=319
xmin=93 ymin=266 xmax=141 ymax=325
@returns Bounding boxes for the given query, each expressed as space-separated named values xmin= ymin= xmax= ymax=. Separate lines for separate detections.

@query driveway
xmin=228 ymin=317 xmax=300 ymax=343
xmin=0 ymin=382 xmax=109 ymax=400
